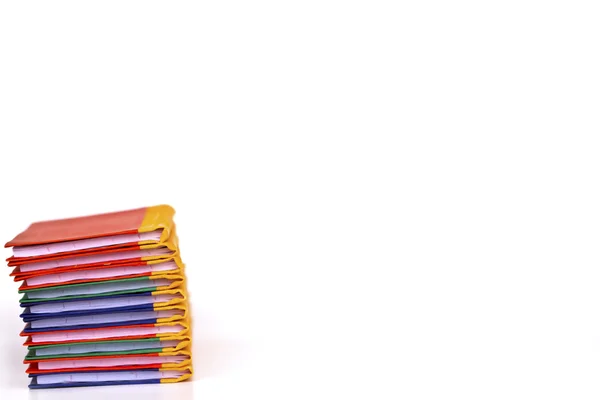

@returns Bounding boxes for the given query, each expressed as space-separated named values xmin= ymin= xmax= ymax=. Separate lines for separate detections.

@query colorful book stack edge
xmin=4 ymin=205 xmax=192 ymax=389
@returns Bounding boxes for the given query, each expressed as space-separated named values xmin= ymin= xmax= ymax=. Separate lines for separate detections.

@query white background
xmin=0 ymin=1 xmax=599 ymax=399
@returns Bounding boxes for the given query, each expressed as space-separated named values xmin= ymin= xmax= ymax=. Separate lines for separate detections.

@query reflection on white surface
xmin=26 ymin=380 xmax=194 ymax=400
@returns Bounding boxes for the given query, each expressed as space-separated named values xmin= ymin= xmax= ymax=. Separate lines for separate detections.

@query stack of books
xmin=4 ymin=205 xmax=192 ymax=389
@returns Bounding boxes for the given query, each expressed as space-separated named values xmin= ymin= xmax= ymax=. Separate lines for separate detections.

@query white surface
xmin=13 ymin=231 xmax=162 ymax=258
xmin=1 ymin=1 xmax=600 ymax=399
